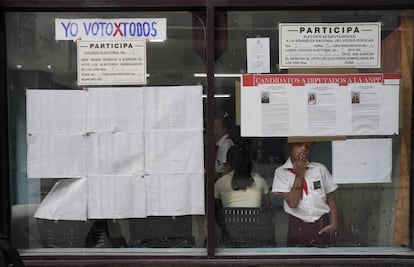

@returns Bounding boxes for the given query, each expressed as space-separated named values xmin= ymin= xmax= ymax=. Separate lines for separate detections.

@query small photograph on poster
xmin=261 ymin=91 xmax=270 ymax=104
xmin=351 ymin=91 xmax=360 ymax=104
xmin=308 ymin=93 xmax=316 ymax=105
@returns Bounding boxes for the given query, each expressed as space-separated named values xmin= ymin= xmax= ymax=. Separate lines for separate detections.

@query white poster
xmin=86 ymin=87 xmax=144 ymax=132
xmin=87 ymin=175 xmax=147 ymax=219
xmin=259 ymin=84 xmax=291 ymax=136
xmin=145 ymin=130 xmax=204 ymax=174
xmin=306 ymin=84 xmax=338 ymax=136
xmin=26 ymin=89 xmax=86 ymax=134
xmin=332 ymin=138 xmax=392 ymax=184
xmin=246 ymin=37 xmax=270 ymax=74
xmin=27 ymin=86 xmax=204 ymax=220
xmin=279 ymin=22 xmax=381 ymax=69
xmin=86 ymin=132 xmax=144 ymax=176
xmin=77 ymin=40 xmax=147 ymax=86
xmin=241 ymin=73 xmax=399 ymax=137
xmin=34 ymin=179 xmax=88 ymax=221
xmin=146 ymin=173 xmax=205 ymax=216
xmin=27 ymin=134 xmax=86 ymax=178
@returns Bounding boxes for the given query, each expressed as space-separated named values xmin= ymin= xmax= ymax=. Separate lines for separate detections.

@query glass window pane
xmin=7 ymin=11 xmax=207 ymax=250
xmin=213 ymin=10 xmax=412 ymax=249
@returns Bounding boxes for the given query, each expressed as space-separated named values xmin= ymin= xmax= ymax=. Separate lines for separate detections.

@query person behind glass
xmin=214 ymin=114 xmax=234 ymax=178
xmin=271 ymin=142 xmax=338 ymax=247
xmin=215 ymin=145 xmax=271 ymax=241
xmin=215 ymin=145 xmax=271 ymax=208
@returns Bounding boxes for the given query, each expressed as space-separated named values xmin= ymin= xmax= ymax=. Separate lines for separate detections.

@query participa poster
xmin=279 ymin=22 xmax=381 ymax=69
xmin=241 ymin=73 xmax=399 ymax=137
xmin=26 ymin=86 xmax=204 ymax=220
xmin=77 ymin=40 xmax=147 ymax=86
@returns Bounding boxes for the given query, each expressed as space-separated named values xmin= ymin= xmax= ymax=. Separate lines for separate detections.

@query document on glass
xmin=86 ymin=132 xmax=144 ymax=176
xmin=28 ymin=86 xmax=206 ymax=218
xmin=246 ymin=37 xmax=270 ymax=74
xmin=87 ymin=175 xmax=147 ymax=219
xmin=279 ymin=22 xmax=381 ymax=68
xmin=306 ymin=84 xmax=338 ymax=135
xmin=146 ymin=173 xmax=205 ymax=216
xmin=86 ymin=87 xmax=144 ymax=133
xmin=34 ymin=178 xmax=88 ymax=220
xmin=259 ymin=84 xmax=291 ymax=136
xmin=26 ymin=89 xmax=86 ymax=134
xmin=77 ymin=40 xmax=147 ymax=86
xmin=27 ymin=134 xmax=86 ymax=178
xmin=332 ymin=138 xmax=392 ymax=184
xmin=349 ymin=84 xmax=381 ymax=134
xmin=144 ymin=85 xmax=203 ymax=131
xmin=145 ymin=130 xmax=204 ymax=174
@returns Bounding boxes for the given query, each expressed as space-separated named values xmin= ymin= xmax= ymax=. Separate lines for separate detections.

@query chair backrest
xmin=221 ymin=207 xmax=275 ymax=247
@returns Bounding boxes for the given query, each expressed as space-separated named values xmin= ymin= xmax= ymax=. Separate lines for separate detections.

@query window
xmin=2 ymin=3 xmax=414 ymax=264
xmin=7 ymin=11 xmax=208 ymax=250
xmin=211 ymin=9 xmax=412 ymax=249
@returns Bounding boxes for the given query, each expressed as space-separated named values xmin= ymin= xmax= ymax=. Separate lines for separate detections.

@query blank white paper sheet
xmin=332 ymin=138 xmax=392 ymax=184
xmin=34 ymin=178 xmax=88 ymax=220
xmin=87 ymin=175 xmax=147 ymax=219
xmin=27 ymin=86 xmax=205 ymax=219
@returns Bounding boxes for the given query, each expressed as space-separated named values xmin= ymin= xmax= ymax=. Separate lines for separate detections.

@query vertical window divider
xmin=206 ymin=1 xmax=216 ymax=257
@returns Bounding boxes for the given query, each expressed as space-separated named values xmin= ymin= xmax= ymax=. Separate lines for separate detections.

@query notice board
xmin=241 ymin=73 xmax=400 ymax=137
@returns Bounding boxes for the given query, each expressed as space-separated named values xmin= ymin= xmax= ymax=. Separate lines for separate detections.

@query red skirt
xmin=287 ymin=214 xmax=333 ymax=247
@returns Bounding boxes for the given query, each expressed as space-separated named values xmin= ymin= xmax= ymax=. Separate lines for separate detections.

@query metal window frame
xmin=0 ymin=1 xmax=414 ymax=266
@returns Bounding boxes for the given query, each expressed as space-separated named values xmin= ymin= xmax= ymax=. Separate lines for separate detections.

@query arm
xmin=215 ymin=140 xmax=233 ymax=178
xmin=281 ymin=176 xmax=304 ymax=208
xmin=281 ymin=157 xmax=307 ymax=208
xmin=318 ymin=192 xmax=338 ymax=234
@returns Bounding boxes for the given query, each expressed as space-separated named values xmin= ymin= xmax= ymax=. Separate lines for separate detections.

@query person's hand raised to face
xmin=291 ymin=142 xmax=313 ymax=177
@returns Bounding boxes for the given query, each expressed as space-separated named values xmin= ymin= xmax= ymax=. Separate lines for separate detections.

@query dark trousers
xmin=85 ymin=220 xmax=127 ymax=248
xmin=287 ymin=214 xmax=333 ymax=247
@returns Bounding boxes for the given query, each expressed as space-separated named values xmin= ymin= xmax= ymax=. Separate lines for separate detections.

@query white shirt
xmin=215 ymin=133 xmax=234 ymax=174
xmin=214 ymin=171 xmax=269 ymax=208
xmin=271 ymin=158 xmax=337 ymax=223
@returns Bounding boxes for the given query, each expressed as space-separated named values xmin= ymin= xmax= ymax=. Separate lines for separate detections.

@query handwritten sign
xmin=279 ymin=22 xmax=381 ymax=69
xmin=77 ymin=40 xmax=146 ymax=86
xmin=56 ymin=18 xmax=166 ymax=41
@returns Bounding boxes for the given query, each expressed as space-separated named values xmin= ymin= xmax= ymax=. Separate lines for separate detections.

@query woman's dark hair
xmin=227 ymin=146 xmax=254 ymax=190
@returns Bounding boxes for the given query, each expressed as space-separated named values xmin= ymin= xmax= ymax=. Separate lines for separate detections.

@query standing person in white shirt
xmin=214 ymin=114 xmax=234 ymax=178
xmin=272 ymin=141 xmax=338 ymax=247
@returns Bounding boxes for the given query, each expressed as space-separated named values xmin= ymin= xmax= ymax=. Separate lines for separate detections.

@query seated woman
xmin=214 ymin=145 xmax=270 ymax=208
xmin=214 ymin=145 xmax=272 ymax=245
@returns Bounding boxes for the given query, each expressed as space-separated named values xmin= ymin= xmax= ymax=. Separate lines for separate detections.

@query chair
xmin=220 ymin=207 xmax=275 ymax=247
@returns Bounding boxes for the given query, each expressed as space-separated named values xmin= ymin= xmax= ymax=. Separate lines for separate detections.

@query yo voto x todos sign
xmin=55 ymin=18 xmax=165 ymax=85
xmin=55 ymin=18 xmax=167 ymax=41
